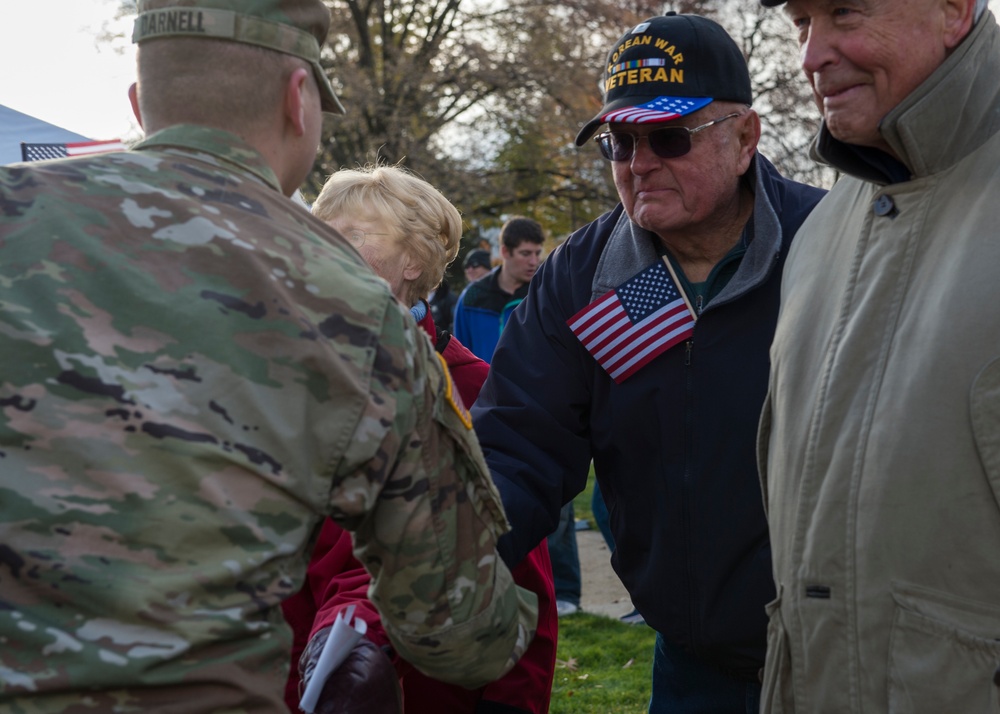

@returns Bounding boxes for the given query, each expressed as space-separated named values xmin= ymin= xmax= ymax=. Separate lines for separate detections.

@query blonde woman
xmin=283 ymin=164 xmax=557 ymax=714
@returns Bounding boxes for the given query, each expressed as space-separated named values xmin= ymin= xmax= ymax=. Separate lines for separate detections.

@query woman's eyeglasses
xmin=345 ymin=229 xmax=390 ymax=248
xmin=593 ymin=112 xmax=742 ymax=162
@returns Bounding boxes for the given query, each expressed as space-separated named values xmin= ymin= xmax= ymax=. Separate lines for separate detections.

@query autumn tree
xmin=310 ymin=0 xmax=833 ymax=236
xmin=108 ymin=0 xmax=833 ymax=265
xmin=720 ymin=0 xmax=836 ymax=187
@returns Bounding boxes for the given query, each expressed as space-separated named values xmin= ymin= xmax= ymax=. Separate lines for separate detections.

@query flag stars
xmin=566 ymin=258 xmax=695 ymax=384
xmin=617 ymin=262 xmax=681 ymax=322
xmin=646 ymin=97 xmax=702 ymax=113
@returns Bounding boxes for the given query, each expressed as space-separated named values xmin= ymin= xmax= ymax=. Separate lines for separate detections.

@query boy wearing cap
xmin=0 ymin=1 xmax=536 ymax=711
xmin=472 ymin=13 xmax=825 ymax=713
xmin=463 ymin=248 xmax=494 ymax=283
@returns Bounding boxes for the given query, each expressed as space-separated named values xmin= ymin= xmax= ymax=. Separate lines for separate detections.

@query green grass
xmin=550 ymin=612 xmax=655 ymax=713
xmin=572 ymin=468 xmax=596 ymax=527
xmin=548 ymin=468 xmax=655 ymax=713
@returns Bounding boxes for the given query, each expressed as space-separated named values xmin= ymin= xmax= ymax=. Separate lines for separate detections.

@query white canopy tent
xmin=0 ymin=104 xmax=93 ymax=165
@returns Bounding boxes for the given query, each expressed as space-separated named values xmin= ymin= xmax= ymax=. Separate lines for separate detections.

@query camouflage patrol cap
xmin=132 ymin=0 xmax=345 ymax=115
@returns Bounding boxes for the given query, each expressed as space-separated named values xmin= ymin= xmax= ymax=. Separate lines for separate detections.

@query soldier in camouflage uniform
xmin=0 ymin=1 xmax=537 ymax=712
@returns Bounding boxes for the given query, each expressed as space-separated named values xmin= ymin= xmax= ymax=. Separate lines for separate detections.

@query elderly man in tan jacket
xmin=756 ymin=0 xmax=1000 ymax=712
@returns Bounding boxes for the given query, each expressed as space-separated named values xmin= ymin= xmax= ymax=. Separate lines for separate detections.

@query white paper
xmin=298 ymin=604 xmax=368 ymax=713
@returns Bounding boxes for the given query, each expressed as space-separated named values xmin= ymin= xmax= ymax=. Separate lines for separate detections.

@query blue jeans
xmin=649 ymin=633 xmax=761 ymax=714
xmin=546 ymin=502 xmax=581 ymax=606
xmin=591 ymin=478 xmax=616 ymax=552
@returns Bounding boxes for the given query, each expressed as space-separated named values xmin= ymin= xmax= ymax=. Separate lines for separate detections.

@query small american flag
xmin=602 ymin=96 xmax=712 ymax=125
xmin=568 ymin=258 xmax=695 ymax=384
xmin=20 ymin=139 xmax=127 ymax=162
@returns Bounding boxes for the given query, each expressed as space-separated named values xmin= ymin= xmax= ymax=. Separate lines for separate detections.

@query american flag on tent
xmin=567 ymin=257 xmax=695 ymax=384
xmin=20 ymin=139 xmax=127 ymax=162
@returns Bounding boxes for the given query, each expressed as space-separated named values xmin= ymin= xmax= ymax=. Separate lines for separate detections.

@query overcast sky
xmin=2 ymin=0 xmax=998 ymax=143
xmin=1 ymin=0 xmax=138 ymax=141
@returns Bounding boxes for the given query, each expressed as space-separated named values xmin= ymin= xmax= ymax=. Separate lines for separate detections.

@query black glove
xmin=299 ymin=626 xmax=402 ymax=714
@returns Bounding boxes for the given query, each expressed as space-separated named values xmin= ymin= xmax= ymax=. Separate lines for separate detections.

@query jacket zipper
xmin=682 ymin=325 xmax=697 ymax=653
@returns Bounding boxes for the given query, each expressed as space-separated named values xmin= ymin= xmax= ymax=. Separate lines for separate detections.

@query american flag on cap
xmin=20 ymin=139 xmax=127 ymax=162
xmin=602 ymin=96 xmax=712 ymax=125
xmin=567 ymin=257 xmax=695 ymax=384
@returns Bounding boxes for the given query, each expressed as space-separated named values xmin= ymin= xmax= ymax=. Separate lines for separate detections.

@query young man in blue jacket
xmin=454 ymin=216 xmax=545 ymax=362
xmin=472 ymin=13 xmax=826 ymax=713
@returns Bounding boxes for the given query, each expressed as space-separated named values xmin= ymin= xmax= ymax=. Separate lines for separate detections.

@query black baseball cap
xmin=463 ymin=249 xmax=492 ymax=270
xmin=575 ymin=13 xmax=752 ymax=146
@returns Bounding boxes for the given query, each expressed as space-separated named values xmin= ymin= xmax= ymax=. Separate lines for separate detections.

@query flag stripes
xmin=568 ymin=258 xmax=695 ymax=383
xmin=21 ymin=139 xmax=127 ymax=162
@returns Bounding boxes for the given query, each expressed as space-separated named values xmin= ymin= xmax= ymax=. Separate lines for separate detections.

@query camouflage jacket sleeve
xmin=0 ymin=127 xmax=535 ymax=705
xmin=330 ymin=300 xmax=538 ymax=688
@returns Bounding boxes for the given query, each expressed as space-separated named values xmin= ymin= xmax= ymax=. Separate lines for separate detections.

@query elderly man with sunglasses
xmin=471 ymin=12 xmax=825 ymax=714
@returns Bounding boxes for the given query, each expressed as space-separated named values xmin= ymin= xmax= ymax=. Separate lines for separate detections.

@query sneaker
xmin=556 ymin=600 xmax=579 ymax=617
xmin=620 ymin=608 xmax=645 ymax=625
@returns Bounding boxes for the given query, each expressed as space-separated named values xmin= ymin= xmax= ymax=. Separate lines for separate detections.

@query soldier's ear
xmin=284 ymin=67 xmax=311 ymax=137
xmin=128 ymin=83 xmax=143 ymax=129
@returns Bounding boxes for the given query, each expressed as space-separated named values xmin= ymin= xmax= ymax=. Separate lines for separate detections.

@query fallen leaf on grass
xmin=556 ymin=657 xmax=578 ymax=671
xmin=577 ymin=673 xmax=589 ymax=680
xmin=622 ymin=658 xmax=635 ymax=669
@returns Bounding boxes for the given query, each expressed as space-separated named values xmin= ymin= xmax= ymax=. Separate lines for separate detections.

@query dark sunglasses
xmin=594 ymin=112 xmax=742 ymax=162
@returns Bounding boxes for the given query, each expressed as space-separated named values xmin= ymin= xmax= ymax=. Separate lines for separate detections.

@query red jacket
xmin=283 ymin=306 xmax=557 ymax=713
